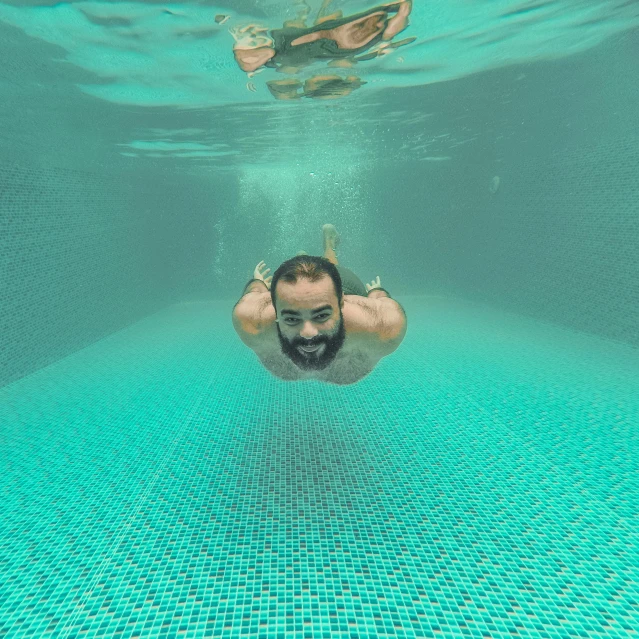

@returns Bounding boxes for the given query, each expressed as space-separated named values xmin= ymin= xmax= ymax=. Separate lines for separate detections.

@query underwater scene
xmin=1 ymin=1 xmax=638 ymax=638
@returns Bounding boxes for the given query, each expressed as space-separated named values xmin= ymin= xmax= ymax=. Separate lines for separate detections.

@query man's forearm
xmin=349 ymin=291 xmax=403 ymax=314
xmin=241 ymin=278 xmax=269 ymax=298
xmin=367 ymin=288 xmax=389 ymax=299
xmin=367 ymin=289 xmax=404 ymax=317
xmin=233 ymin=279 xmax=271 ymax=321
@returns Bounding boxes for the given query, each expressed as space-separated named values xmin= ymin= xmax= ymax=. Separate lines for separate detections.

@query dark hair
xmin=270 ymin=255 xmax=343 ymax=309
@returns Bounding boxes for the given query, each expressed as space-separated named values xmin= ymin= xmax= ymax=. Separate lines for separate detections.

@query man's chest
xmin=254 ymin=337 xmax=378 ymax=385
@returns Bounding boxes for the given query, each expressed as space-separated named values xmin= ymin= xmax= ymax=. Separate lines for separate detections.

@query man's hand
xmin=254 ymin=261 xmax=273 ymax=290
xmin=365 ymin=276 xmax=382 ymax=293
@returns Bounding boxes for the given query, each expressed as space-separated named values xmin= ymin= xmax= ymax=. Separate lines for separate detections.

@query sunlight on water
xmin=1 ymin=0 xmax=637 ymax=108
xmin=1 ymin=0 xmax=637 ymax=170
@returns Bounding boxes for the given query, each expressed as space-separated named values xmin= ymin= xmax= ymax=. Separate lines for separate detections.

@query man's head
xmin=271 ymin=256 xmax=345 ymax=371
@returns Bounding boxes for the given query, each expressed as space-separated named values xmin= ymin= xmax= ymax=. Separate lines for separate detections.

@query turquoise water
xmin=1 ymin=0 xmax=639 ymax=637
xmin=1 ymin=297 xmax=637 ymax=637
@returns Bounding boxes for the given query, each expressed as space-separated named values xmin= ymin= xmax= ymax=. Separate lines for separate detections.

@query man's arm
xmin=346 ymin=290 xmax=407 ymax=351
xmin=232 ymin=280 xmax=276 ymax=336
xmin=370 ymin=294 xmax=407 ymax=355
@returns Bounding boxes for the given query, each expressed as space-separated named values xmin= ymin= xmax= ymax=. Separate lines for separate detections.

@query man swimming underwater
xmin=231 ymin=0 xmax=414 ymax=75
xmin=232 ymin=224 xmax=407 ymax=385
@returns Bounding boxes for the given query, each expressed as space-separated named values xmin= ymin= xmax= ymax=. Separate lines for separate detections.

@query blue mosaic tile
xmin=0 ymin=162 xmax=215 ymax=389
xmin=0 ymin=298 xmax=637 ymax=638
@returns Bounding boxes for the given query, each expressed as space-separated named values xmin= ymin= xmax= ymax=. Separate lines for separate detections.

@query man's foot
xmin=322 ymin=224 xmax=341 ymax=252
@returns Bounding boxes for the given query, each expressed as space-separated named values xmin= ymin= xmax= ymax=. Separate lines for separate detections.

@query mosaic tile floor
xmin=1 ymin=296 xmax=637 ymax=639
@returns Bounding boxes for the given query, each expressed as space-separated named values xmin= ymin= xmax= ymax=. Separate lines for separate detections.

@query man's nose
xmin=299 ymin=321 xmax=319 ymax=339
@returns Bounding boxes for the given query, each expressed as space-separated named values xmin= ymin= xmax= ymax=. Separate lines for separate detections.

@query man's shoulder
xmin=232 ymin=294 xmax=405 ymax=356
xmin=343 ymin=295 xmax=406 ymax=342
xmin=232 ymin=292 xmax=275 ymax=339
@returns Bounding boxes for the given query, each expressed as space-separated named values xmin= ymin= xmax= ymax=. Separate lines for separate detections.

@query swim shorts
xmin=336 ymin=265 xmax=367 ymax=297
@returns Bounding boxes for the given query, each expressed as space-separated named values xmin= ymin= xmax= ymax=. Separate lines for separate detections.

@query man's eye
xmin=285 ymin=314 xmax=329 ymax=324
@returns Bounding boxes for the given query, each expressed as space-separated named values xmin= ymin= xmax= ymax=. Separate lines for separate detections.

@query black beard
xmin=276 ymin=317 xmax=346 ymax=371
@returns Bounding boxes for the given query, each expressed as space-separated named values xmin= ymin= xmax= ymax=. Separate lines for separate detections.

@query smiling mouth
xmin=299 ymin=344 xmax=322 ymax=353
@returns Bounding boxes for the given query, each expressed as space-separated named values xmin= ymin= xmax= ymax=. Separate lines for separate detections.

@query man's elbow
xmin=233 ymin=306 xmax=259 ymax=336
xmin=380 ymin=305 xmax=407 ymax=343
xmin=232 ymin=293 xmax=275 ymax=335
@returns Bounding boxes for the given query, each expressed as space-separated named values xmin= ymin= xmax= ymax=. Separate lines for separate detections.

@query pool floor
xmin=1 ymin=296 xmax=637 ymax=638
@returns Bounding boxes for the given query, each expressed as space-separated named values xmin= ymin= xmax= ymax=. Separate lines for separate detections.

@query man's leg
xmin=322 ymin=223 xmax=340 ymax=265
xmin=321 ymin=224 xmax=368 ymax=295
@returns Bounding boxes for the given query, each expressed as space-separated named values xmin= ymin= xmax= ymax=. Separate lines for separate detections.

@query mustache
xmin=295 ymin=339 xmax=324 ymax=347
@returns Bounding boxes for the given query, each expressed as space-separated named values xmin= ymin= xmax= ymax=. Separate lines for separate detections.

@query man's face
xmin=274 ymin=276 xmax=346 ymax=371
